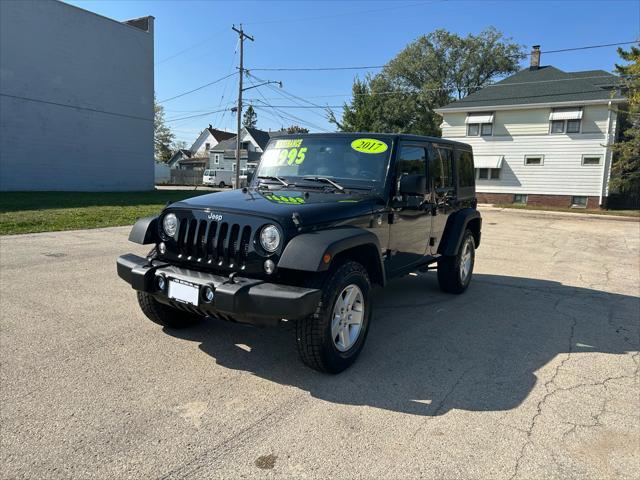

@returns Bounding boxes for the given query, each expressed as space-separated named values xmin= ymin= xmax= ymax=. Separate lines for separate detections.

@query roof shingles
xmin=438 ymin=66 xmax=622 ymax=111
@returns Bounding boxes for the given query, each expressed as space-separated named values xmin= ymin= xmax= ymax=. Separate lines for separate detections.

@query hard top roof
xmin=267 ymin=132 xmax=471 ymax=149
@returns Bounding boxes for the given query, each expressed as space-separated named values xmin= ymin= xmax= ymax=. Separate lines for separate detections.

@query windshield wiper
xmin=257 ymin=175 xmax=290 ymax=187
xmin=301 ymin=177 xmax=345 ymax=192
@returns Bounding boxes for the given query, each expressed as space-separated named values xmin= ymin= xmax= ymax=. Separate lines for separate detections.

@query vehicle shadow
xmin=164 ymin=273 xmax=639 ymax=416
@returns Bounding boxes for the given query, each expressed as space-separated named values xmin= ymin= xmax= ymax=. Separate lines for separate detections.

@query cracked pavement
xmin=1 ymin=208 xmax=639 ymax=479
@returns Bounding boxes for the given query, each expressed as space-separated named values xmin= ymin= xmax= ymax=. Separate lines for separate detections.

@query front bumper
xmin=117 ymin=253 xmax=321 ymax=326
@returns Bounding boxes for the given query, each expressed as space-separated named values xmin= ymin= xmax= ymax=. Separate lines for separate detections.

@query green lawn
xmin=0 ymin=190 xmax=213 ymax=235
xmin=493 ymin=203 xmax=640 ymax=218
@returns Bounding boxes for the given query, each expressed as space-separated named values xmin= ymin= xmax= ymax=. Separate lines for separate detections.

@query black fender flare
xmin=278 ymin=227 xmax=386 ymax=284
xmin=438 ymin=208 xmax=482 ymax=256
xmin=128 ymin=216 xmax=159 ymax=245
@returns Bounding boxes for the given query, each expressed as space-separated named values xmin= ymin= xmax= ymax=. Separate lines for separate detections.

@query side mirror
xmin=399 ymin=174 xmax=427 ymax=196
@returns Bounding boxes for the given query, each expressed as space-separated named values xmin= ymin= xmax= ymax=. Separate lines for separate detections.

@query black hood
xmin=168 ymin=187 xmax=380 ymax=227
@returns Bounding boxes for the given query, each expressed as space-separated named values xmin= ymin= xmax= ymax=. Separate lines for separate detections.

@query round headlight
xmin=163 ymin=213 xmax=178 ymax=237
xmin=260 ymin=224 xmax=281 ymax=253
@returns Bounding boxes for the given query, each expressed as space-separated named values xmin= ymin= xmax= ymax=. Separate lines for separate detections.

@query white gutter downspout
xmin=601 ymin=100 xmax=614 ymax=206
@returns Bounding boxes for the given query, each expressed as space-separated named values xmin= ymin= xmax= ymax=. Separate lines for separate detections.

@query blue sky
xmin=67 ymin=0 xmax=639 ymax=144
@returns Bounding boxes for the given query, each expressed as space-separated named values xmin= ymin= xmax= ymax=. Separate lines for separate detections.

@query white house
xmin=208 ymin=127 xmax=275 ymax=171
xmin=0 ymin=0 xmax=154 ymax=191
xmin=168 ymin=125 xmax=234 ymax=169
xmin=435 ymin=46 xmax=625 ymax=209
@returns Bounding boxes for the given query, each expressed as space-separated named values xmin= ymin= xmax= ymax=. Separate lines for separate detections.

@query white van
xmin=202 ymin=169 xmax=234 ymax=188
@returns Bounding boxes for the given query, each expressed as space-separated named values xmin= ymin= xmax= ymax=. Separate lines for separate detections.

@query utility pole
xmin=232 ymin=24 xmax=253 ymax=189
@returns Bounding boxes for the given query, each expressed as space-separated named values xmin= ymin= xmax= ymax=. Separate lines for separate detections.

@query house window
xmin=549 ymin=108 xmax=583 ymax=134
xmin=524 ymin=155 xmax=544 ymax=166
xmin=477 ymin=168 xmax=500 ymax=180
xmin=513 ymin=194 xmax=528 ymax=205
xmin=567 ymin=119 xmax=581 ymax=133
xmin=481 ymin=123 xmax=493 ymax=136
xmin=571 ymin=196 xmax=588 ymax=208
xmin=467 ymin=123 xmax=493 ymax=136
xmin=582 ymin=155 xmax=602 ymax=166
xmin=550 ymin=120 xmax=565 ymax=134
xmin=466 ymin=112 xmax=494 ymax=137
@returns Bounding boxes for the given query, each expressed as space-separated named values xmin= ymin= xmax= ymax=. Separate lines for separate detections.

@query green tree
xmin=243 ymin=104 xmax=258 ymax=128
xmin=609 ymin=45 xmax=640 ymax=194
xmin=154 ymin=96 xmax=174 ymax=162
xmin=172 ymin=140 xmax=188 ymax=152
xmin=329 ymin=28 xmax=524 ymax=135
xmin=285 ymin=125 xmax=310 ymax=134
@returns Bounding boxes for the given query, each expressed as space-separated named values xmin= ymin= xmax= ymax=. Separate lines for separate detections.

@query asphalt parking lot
xmin=1 ymin=208 xmax=638 ymax=479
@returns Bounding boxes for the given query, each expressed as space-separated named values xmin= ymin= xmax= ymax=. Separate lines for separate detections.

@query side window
xmin=395 ymin=146 xmax=426 ymax=194
xmin=432 ymin=148 xmax=454 ymax=190
xmin=458 ymin=150 xmax=475 ymax=188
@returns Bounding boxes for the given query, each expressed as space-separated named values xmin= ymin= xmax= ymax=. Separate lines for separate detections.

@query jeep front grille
xmin=175 ymin=218 xmax=252 ymax=268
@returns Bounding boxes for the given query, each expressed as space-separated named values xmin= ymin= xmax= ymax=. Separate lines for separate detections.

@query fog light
xmin=156 ymin=275 xmax=166 ymax=291
xmin=203 ymin=286 xmax=215 ymax=303
xmin=264 ymin=259 xmax=276 ymax=274
xmin=158 ymin=242 xmax=167 ymax=254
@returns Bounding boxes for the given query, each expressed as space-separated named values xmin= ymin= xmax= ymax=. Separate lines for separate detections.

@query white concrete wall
xmin=0 ymin=0 xmax=154 ymax=191
xmin=440 ymin=104 xmax=614 ymax=197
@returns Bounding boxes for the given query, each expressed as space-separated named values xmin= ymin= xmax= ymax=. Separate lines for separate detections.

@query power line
xmin=0 ymin=92 xmax=152 ymax=122
xmin=544 ymin=41 xmax=638 ymax=54
xmin=250 ymin=65 xmax=385 ymax=72
xmin=213 ymin=39 xmax=240 ymax=128
xmin=250 ymin=104 xmax=345 ymax=109
xmin=159 ymin=72 xmax=237 ymax=103
xmin=247 ymin=72 xmax=330 ymax=122
xmin=242 ymin=74 xmax=630 ymax=106
xmin=246 ymin=77 xmax=289 ymax=127
xmin=248 ymin=41 xmax=638 ymax=72
xmin=252 ymin=103 xmax=331 ymax=132
xmin=165 ymin=107 xmax=230 ymax=123
xmin=175 ymin=74 xmax=636 ymax=113
xmin=155 ymin=34 xmax=216 ymax=66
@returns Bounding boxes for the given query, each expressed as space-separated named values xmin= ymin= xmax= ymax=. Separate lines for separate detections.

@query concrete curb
xmin=478 ymin=204 xmax=640 ymax=222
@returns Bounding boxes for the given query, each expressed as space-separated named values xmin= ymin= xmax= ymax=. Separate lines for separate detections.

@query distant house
xmin=0 ymin=0 xmax=154 ymax=191
xmin=208 ymin=127 xmax=277 ymax=171
xmin=168 ymin=125 xmax=234 ymax=169
xmin=435 ymin=46 xmax=625 ymax=209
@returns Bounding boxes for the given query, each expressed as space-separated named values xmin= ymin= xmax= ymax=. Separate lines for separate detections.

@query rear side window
xmin=432 ymin=147 xmax=454 ymax=190
xmin=458 ymin=151 xmax=475 ymax=188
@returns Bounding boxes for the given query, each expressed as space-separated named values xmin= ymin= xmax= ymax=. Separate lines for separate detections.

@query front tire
xmin=295 ymin=261 xmax=372 ymax=374
xmin=437 ymin=229 xmax=475 ymax=294
xmin=137 ymin=292 xmax=203 ymax=329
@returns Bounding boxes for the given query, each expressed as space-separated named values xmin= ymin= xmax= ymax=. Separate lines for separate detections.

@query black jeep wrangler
xmin=117 ymin=133 xmax=481 ymax=373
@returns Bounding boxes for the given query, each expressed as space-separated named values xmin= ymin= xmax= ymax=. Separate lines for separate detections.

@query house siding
xmin=0 ymin=0 xmax=154 ymax=191
xmin=461 ymin=134 xmax=608 ymax=197
xmin=440 ymin=103 xmax=614 ymax=202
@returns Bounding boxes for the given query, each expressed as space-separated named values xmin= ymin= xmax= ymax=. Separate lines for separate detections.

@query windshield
xmin=255 ymin=136 xmax=392 ymax=187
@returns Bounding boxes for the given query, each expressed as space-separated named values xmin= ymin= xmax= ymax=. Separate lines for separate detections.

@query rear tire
xmin=295 ymin=261 xmax=372 ymax=374
xmin=137 ymin=292 xmax=203 ymax=329
xmin=437 ymin=229 xmax=475 ymax=294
